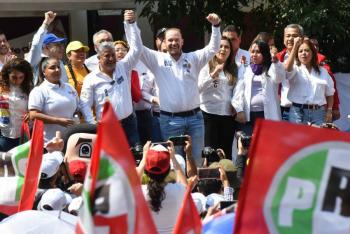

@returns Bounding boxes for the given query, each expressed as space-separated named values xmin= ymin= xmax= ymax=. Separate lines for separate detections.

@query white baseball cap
xmin=40 ymin=151 xmax=64 ymax=179
xmin=38 ymin=188 xmax=72 ymax=211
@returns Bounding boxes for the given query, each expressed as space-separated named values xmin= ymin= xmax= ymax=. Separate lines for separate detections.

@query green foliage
xmin=135 ymin=0 xmax=248 ymax=50
xmin=135 ymin=0 xmax=350 ymax=71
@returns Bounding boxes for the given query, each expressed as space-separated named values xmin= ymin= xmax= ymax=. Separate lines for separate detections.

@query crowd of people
xmin=0 ymin=8 xmax=341 ymax=233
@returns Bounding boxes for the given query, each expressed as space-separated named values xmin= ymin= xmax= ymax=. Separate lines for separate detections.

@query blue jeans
xmin=0 ymin=135 xmax=20 ymax=152
xmin=289 ymin=105 xmax=325 ymax=125
xmin=121 ymin=112 xmax=140 ymax=148
xmin=151 ymin=112 xmax=163 ymax=142
xmin=159 ymin=111 xmax=204 ymax=166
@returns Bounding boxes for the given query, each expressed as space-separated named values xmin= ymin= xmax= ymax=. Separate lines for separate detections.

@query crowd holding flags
xmin=1 ymin=102 xmax=350 ymax=233
xmin=76 ymin=101 xmax=157 ymax=234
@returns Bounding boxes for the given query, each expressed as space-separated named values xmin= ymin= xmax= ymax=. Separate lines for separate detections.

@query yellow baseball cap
xmin=66 ymin=41 xmax=89 ymax=54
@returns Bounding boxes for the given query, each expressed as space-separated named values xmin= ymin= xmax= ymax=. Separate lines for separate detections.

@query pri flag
xmin=76 ymin=101 xmax=157 ymax=234
xmin=234 ymin=120 xmax=350 ymax=234
xmin=173 ymin=181 xmax=202 ymax=234
xmin=0 ymin=120 xmax=43 ymax=216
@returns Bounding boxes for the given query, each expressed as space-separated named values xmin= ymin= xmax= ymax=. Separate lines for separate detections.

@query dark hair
xmin=295 ymin=39 xmax=320 ymax=74
xmin=197 ymin=179 xmax=222 ymax=196
xmin=0 ymin=58 xmax=33 ymax=95
xmin=250 ymin=39 xmax=272 ymax=75
xmin=253 ymin=32 xmax=273 ymax=44
xmin=209 ymin=36 xmax=237 ymax=86
xmin=223 ymin=25 xmax=241 ymax=36
xmin=145 ymin=168 xmax=170 ymax=212
xmin=37 ymin=57 xmax=59 ymax=85
xmin=0 ymin=29 xmax=4 ymax=35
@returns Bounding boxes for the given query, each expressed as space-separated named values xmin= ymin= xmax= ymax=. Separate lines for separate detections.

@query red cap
xmin=69 ymin=160 xmax=87 ymax=183
xmin=145 ymin=149 xmax=170 ymax=174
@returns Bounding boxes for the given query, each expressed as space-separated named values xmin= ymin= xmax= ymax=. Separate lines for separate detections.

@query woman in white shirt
xmin=29 ymin=57 xmax=79 ymax=143
xmin=139 ymin=142 xmax=187 ymax=234
xmin=0 ymin=58 xmax=32 ymax=151
xmin=232 ymin=40 xmax=285 ymax=136
xmin=199 ymin=36 xmax=237 ymax=159
xmin=285 ymin=38 xmax=334 ymax=125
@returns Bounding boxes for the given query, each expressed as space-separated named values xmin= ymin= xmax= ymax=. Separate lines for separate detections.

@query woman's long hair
xmin=145 ymin=168 xmax=170 ymax=213
xmin=250 ymin=39 xmax=272 ymax=76
xmin=295 ymin=39 xmax=320 ymax=74
xmin=208 ymin=36 xmax=237 ymax=86
xmin=0 ymin=58 xmax=33 ymax=95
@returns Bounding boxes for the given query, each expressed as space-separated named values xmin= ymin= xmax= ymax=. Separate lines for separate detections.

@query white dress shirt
xmin=140 ymin=26 xmax=221 ymax=113
xmin=280 ymin=52 xmax=292 ymax=107
xmin=235 ymin=48 xmax=250 ymax=67
xmin=287 ymin=64 xmax=335 ymax=105
xmin=26 ymin=24 xmax=68 ymax=85
xmin=198 ymin=64 xmax=235 ymax=116
xmin=232 ymin=62 xmax=285 ymax=121
xmin=80 ymin=22 xmax=142 ymax=123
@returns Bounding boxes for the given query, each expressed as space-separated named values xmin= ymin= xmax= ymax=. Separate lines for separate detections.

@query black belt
xmin=292 ymin=103 xmax=323 ymax=110
xmin=152 ymin=111 xmax=160 ymax=117
xmin=280 ymin=106 xmax=290 ymax=112
xmin=160 ymin=107 xmax=200 ymax=117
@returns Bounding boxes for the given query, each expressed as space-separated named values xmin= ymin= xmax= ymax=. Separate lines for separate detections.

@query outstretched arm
xmin=194 ymin=13 xmax=222 ymax=69
xmin=122 ymin=10 xmax=143 ymax=72
xmin=26 ymin=11 xmax=56 ymax=67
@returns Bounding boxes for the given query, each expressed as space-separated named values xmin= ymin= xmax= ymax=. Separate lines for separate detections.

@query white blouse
xmin=287 ymin=64 xmax=335 ymax=105
xmin=199 ymin=64 xmax=235 ymax=116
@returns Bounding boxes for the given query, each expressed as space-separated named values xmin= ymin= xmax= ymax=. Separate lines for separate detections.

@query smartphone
xmin=197 ymin=168 xmax=220 ymax=179
xmin=219 ymin=201 xmax=235 ymax=209
xmin=168 ymin=135 xmax=188 ymax=146
xmin=152 ymin=142 xmax=169 ymax=148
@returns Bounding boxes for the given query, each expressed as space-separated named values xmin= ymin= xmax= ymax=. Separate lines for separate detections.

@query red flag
xmin=234 ymin=120 xmax=350 ymax=234
xmin=173 ymin=181 xmax=202 ymax=234
xmin=17 ymin=119 xmax=44 ymax=211
xmin=76 ymin=101 xmax=157 ymax=234
xmin=19 ymin=120 xmax=31 ymax=144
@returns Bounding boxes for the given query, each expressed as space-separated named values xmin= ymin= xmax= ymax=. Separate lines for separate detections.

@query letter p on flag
xmin=278 ymin=177 xmax=316 ymax=227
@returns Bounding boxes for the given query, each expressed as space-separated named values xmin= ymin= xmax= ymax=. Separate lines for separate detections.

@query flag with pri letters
xmin=76 ymin=101 xmax=156 ymax=234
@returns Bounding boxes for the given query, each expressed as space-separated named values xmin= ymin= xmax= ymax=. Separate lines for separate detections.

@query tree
xmin=135 ymin=0 xmax=248 ymax=51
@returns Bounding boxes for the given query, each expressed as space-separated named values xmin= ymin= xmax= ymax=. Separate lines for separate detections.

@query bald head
xmin=164 ymin=28 xmax=184 ymax=60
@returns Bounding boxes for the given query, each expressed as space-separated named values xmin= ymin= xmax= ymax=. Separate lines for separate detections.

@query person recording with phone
xmin=137 ymin=140 xmax=188 ymax=234
xmin=235 ymin=133 xmax=249 ymax=185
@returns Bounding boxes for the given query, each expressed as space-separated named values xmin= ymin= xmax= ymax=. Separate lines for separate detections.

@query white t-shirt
xmin=28 ymin=80 xmax=79 ymax=142
xmin=142 ymin=183 xmax=186 ymax=234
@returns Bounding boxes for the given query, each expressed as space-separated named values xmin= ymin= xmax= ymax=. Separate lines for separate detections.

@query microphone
xmin=110 ymin=80 xmax=115 ymax=85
